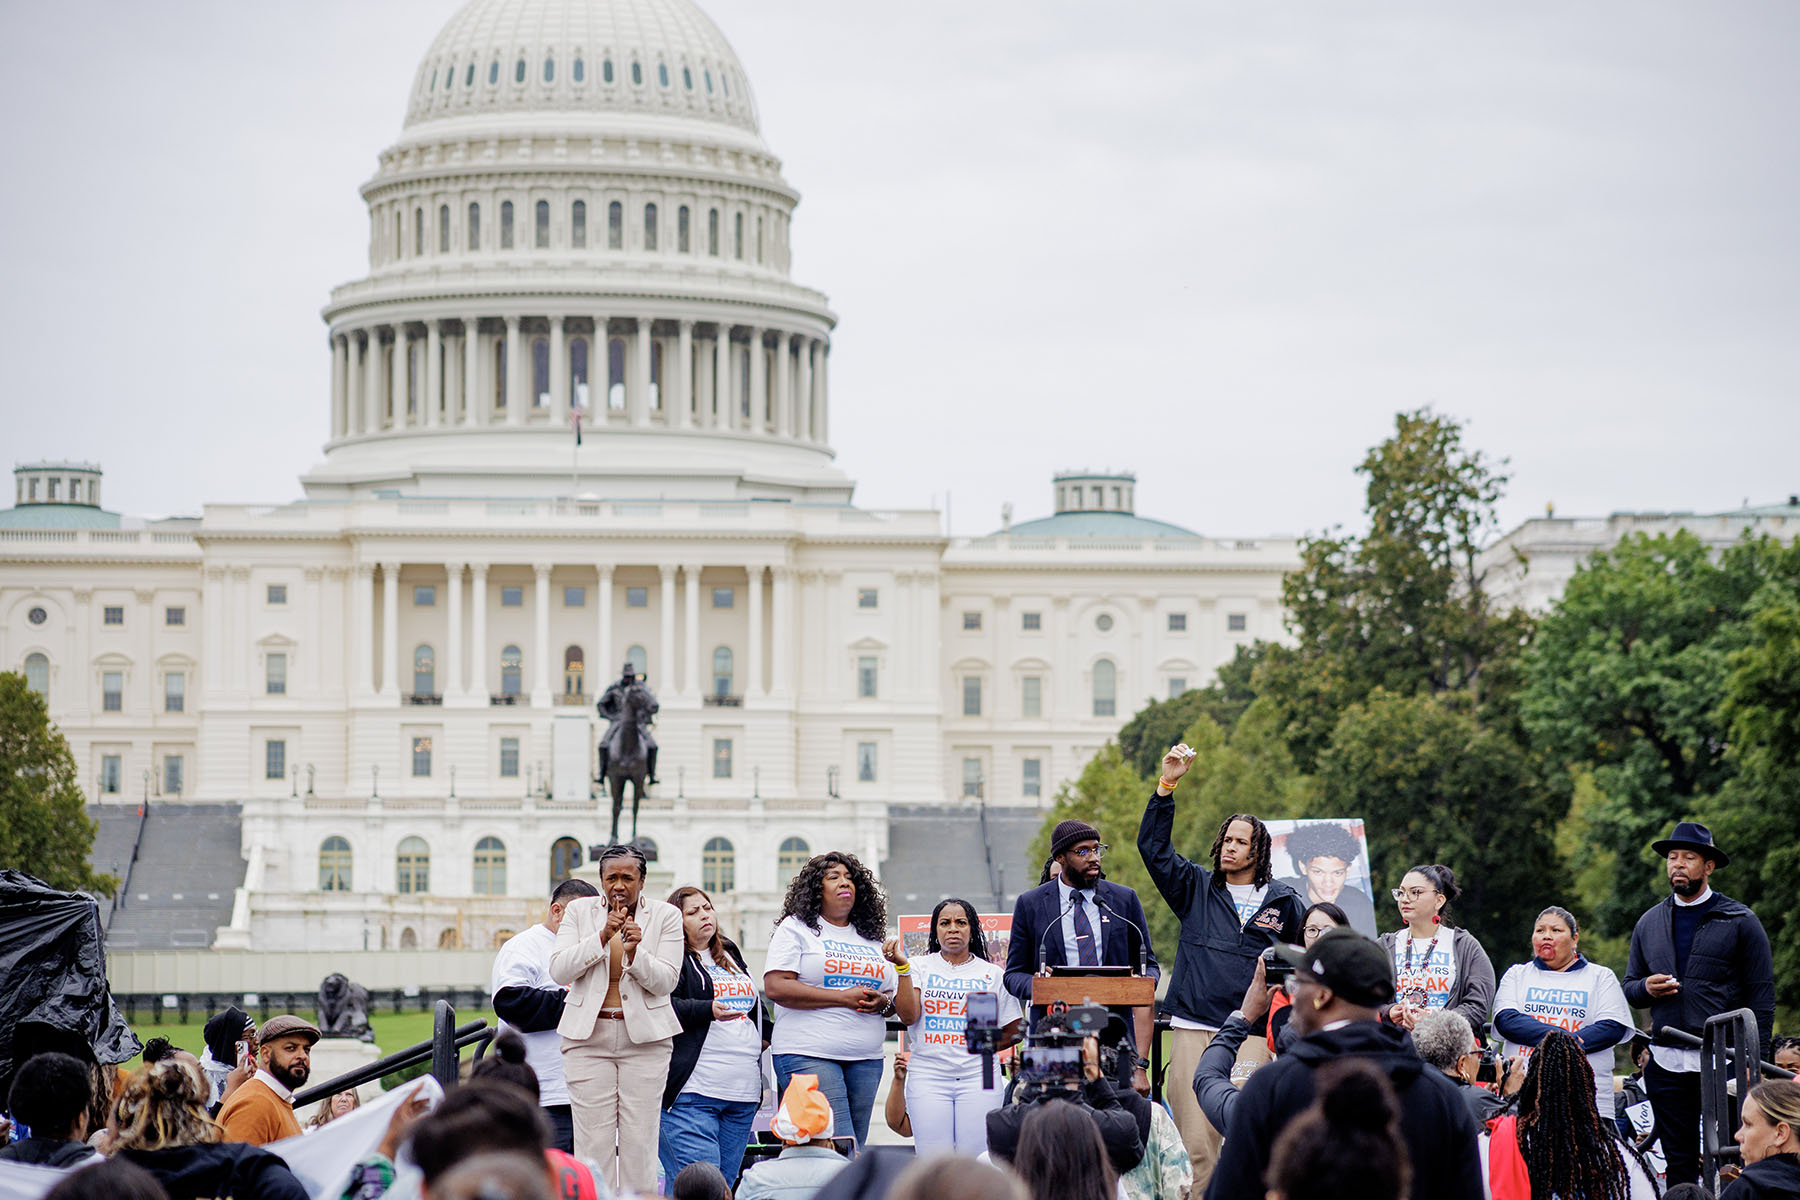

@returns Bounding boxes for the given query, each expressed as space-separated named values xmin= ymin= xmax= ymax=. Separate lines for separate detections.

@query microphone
xmin=1035 ymin=890 xmax=1081 ymax=978
xmin=1094 ymin=893 xmax=1152 ymax=977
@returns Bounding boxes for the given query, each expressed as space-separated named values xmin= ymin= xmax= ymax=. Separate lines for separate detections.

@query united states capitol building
xmin=0 ymin=0 xmax=1299 ymax=958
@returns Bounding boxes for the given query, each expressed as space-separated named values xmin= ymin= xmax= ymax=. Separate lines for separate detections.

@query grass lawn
xmin=116 ymin=1009 xmax=500 ymax=1082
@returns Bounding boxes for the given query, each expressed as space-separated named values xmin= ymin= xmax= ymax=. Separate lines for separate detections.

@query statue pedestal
xmin=295 ymin=1037 xmax=384 ymax=1125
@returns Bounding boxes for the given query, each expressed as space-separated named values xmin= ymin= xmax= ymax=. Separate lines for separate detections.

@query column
xmin=463 ymin=318 xmax=482 ymax=425
xmin=468 ymin=564 xmax=489 ymax=697
xmin=302 ymin=570 xmax=322 ymax=693
xmin=444 ymin=561 xmax=464 ymax=698
xmin=345 ymin=335 xmax=364 ymax=436
xmin=895 ymin=572 xmax=913 ymax=696
xmin=330 ymin=334 xmax=347 ymax=438
xmin=231 ymin=567 xmax=250 ymax=692
xmin=549 ymin=316 xmax=568 ymax=425
xmin=505 ymin=316 xmax=523 ymax=423
xmin=424 ymin=321 xmax=442 ymax=427
xmin=676 ymin=320 xmax=695 ymax=428
xmin=816 ymin=341 xmax=829 ymax=443
xmin=714 ymin=325 xmax=733 ymax=430
xmin=630 ymin=317 xmax=651 ymax=425
xmin=595 ymin=565 xmax=614 ymax=684
xmin=773 ymin=332 xmax=792 ymax=437
xmin=364 ymin=328 xmax=384 ymax=433
xmin=390 ymin=328 xmax=407 ymax=428
xmin=201 ymin=568 xmax=225 ymax=701
xmin=771 ymin=566 xmax=792 ymax=696
xmin=682 ymin=562 xmax=701 ymax=696
xmin=747 ymin=327 xmax=767 ymax=431
xmin=442 ymin=328 xmax=460 ymax=425
xmin=746 ymin=565 xmax=765 ymax=699
xmin=352 ymin=563 xmax=375 ymax=695
xmin=696 ymin=329 xmax=715 ymax=427
xmin=380 ymin=561 xmax=400 ymax=698
xmin=531 ymin=563 xmax=553 ymax=706
xmin=594 ymin=317 xmax=610 ymax=416
xmin=658 ymin=565 xmax=676 ymax=689
xmin=795 ymin=338 xmax=813 ymax=441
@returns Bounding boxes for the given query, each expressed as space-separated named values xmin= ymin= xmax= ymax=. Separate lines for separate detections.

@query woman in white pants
xmin=889 ymin=898 xmax=1022 ymax=1156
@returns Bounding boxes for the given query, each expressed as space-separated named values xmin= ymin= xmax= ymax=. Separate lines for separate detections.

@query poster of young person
xmin=897 ymin=911 xmax=1012 ymax=964
xmin=1265 ymin=818 xmax=1380 ymax=936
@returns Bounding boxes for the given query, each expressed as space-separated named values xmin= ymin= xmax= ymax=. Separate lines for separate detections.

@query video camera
xmin=1009 ymin=1001 xmax=1119 ymax=1089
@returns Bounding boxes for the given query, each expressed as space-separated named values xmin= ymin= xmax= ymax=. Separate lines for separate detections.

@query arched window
xmin=734 ymin=212 xmax=744 ymax=260
xmin=493 ymin=338 xmax=506 ymax=409
xmin=570 ymin=337 xmax=589 ymax=405
xmin=319 ymin=836 xmax=352 ymax=892
xmin=514 ymin=58 xmax=526 ymax=84
xmin=572 ymin=199 xmax=587 ymax=248
xmin=488 ymin=60 xmax=499 ymax=86
xmin=1092 ymin=658 xmax=1117 ymax=718
xmin=501 ymin=644 xmax=522 ymax=696
xmin=400 ymin=926 xmax=419 ymax=949
xmin=467 ymin=202 xmax=480 ymax=250
xmin=493 ymin=930 xmax=513 ymax=948
xmin=702 ymin=837 xmax=735 ymax=893
xmin=438 ymin=204 xmax=450 ymax=252
xmin=603 ymin=58 xmax=614 ymax=84
xmin=573 ymin=58 xmax=585 ymax=83
xmin=704 ymin=69 xmax=713 ymax=94
xmin=466 ymin=63 xmax=475 ymax=87
xmin=644 ymin=203 xmax=658 ymax=251
xmin=607 ymin=201 xmax=623 ymax=250
xmin=500 ymin=200 xmax=515 ymax=249
xmin=778 ymin=837 xmax=810 ymax=889
xmin=631 ymin=60 xmax=643 ymax=86
xmin=23 ymin=652 xmax=49 ymax=702
xmin=738 ymin=345 xmax=751 ymax=417
xmin=551 ymin=836 xmax=583 ymax=885
xmin=757 ymin=215 xmax=764 ymax=263
xmin=658 ymin=63 xmax=669 ymax=87
xmin=396 ymin=836 xmax=430 ymax=894
xmin=532 ymin=336 xmax=550 ymax=405
xmin=708 ymin=208 xmax=719 ymax=256
xmin=625 ymin=644 xmax=647 ymax=677
xmin=535 ymin=199 xmax=550 ymax=248
xmin=712 ymin=646 xmax=733 ymax=698
xmin=608 ymin=337 xmax=626 ymax=409
xmin=564 ymin=645 xmax=585 ymax=697
xmin=413 ymin=644 xmax=435 ymax=697
xmin=414 ymin=207 xmax=424 ymax=256
xmin=439 ymin=928 xmax=462 ymax=949
xmin=543 ymin=56 xmax=554 ymax=83
xmin=682 ymin=66 xmax=693 ymax=90
xmin=473 ymin=836 xmax=507 ymax=895
xmin=678 ymin=206 xmax=691 ymax=253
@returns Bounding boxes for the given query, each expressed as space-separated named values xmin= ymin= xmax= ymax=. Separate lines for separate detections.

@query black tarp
xmin=0 ymin=869 xmax=140 ymax=1094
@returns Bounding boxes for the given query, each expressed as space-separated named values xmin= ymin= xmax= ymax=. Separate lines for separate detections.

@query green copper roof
xmin=0 ymin=505 xmax=122 ymax=529
xmin=1000 ymin=511 xmax=1200 ymax=539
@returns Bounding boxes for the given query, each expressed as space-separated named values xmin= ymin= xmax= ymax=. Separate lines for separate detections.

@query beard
xmin=269 ymin=1059 xmax=310 ymax=1090
xmin=1670 ymin=874 xmax=1704 ymax=898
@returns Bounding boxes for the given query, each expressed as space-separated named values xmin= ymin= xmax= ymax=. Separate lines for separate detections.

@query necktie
xmin=1071 ymin=892 xmax=1099 ymax=966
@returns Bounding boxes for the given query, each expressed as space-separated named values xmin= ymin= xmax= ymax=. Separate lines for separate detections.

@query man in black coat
xmin=1624 ymin=821 xmax=1775 ymax=1187
xmin=1204 ymin=929 xmax=1483 ymax=1200
xmin=1005 ymin=819 xmax=1160 ymax=1094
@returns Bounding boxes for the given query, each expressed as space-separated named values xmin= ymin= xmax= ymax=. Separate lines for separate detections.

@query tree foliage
xmin=1116 ymin=644 xmax=1262 ymax=777
xmin=0 ymin=672 xmax=117 ymax=896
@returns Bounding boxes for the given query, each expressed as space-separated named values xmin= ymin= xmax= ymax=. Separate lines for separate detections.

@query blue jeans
xmin=773 ymin=1053 xmax=884 ymax=1153
xmin=659 ymin=1092 xmax=760 ymax=1189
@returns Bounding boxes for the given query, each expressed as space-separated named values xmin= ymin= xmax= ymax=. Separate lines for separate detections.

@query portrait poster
xmin=1264 ymin=818 xmax=1380 ymax=936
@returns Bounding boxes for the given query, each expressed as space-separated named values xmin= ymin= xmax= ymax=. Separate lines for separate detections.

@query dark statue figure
xmin=597 ymin=662 xmax=658 ymax=845
xmin=317 ymin=973 xmax=374 ymax=1042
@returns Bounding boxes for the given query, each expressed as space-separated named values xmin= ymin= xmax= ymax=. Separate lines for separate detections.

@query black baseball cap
xmin=1271 ymin=928 xmax=1396 ymax=1008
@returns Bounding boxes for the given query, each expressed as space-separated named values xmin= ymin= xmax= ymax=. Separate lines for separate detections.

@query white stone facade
xmin=0 ymin=0 xmax=1300 ymax=955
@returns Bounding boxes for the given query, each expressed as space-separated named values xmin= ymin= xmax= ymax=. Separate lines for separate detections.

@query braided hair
xmin=1515 ymin=1031 xmax=1630 ymax=1200
xmin=775 ymin=850 xmax=887 ymax=942
xmin=1210 ymin=813 xmax=1274 ymax=888
xmin=926 ymin=898 xmax=990 ymax=962
xmin=1268 ymin=1057 xmax=1410 ymax=1200
xmin=596 ymin=842 xmax=648 ymax=880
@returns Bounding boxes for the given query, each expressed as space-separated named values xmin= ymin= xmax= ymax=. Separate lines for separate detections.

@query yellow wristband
xmin=1158 ymin=777 xmax=1179 ymax=792
xmin=895 ymin=962 xmax=911 ymax=976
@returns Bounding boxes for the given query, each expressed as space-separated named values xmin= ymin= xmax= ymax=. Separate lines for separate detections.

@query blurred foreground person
xmin=1722 ymin=1080 xmax=1800 ymax=1200
xmin=735 ymin=1076 xmax=848 ymax=1200
xmin=429 ymin=1154 xmax=554 ymax=1200
xmin=671 ymin=1162 xmax=733 ymax=1200
xmin=1266 ymin=1059 xmax=1410 ymax=1200
xmin=887 ymin=1155 xmax=1026 ymax=1200
xmin=0 ymin=1052 xmax=98 ymax=1166
xmin=1484 ymin=1032 xmax=1657 ymax=1200
xmin=111 ymin=1059 xmax=309 ymax=1200
xmin=43 ymin=1156 xmax=170 ymax=1200
xmin=1013 ymin=1100 xmax=1114 ymax=1200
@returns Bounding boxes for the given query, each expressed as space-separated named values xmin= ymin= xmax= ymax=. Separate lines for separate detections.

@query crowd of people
xmin=2 ymin=738 xmax=1796 ymax=1200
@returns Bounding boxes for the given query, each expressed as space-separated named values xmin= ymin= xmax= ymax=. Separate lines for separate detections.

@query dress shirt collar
xmin=1673 ymin=885 xmax=1714 ymax=907
xmin=252 ymin=1068 xmax=294 ymax=1104
xmin=1057 ymin=877 xmax=1097 ymax=909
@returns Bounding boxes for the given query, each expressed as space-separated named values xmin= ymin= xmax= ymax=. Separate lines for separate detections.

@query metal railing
xmin=1656 ymin=1010 xmax=1796 ymax=1194
xmin=291 ymin=1001 xmax=493 ymax=1108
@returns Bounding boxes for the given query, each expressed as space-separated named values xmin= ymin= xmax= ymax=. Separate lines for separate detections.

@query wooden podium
xmin=1030 ymin=973 xmax=1156 ymax=1011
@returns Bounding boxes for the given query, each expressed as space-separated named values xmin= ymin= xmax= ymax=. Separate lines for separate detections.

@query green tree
xmin=0 ymin=672 xmax=117 ymax=895
xmin=1700 ymin=577 xmax=1800 ymax=1017
xmin=1116 ymin=643 xmax=1263 ymax=777
xmin=1520 ymin=532 xmax=1799 ymax=936
xmin=1316 ymin=689 xmax=1558 ymax=956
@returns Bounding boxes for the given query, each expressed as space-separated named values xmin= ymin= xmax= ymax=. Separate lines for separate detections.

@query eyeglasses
xmin=1070 ymin=844 xmax=1109 ymax=861
xmin=1390 ymin=886 xmax=1435 ymax=902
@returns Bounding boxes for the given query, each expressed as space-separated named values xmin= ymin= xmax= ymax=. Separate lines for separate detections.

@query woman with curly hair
xmin=763 ymin=849 xmax=895 ymax=1152
xmin=110 ymin=1059 xmax=309 ymax=1200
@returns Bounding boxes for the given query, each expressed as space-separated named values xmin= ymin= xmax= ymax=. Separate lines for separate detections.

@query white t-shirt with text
xmin=1493 ymin=957 xmax=1632 ymax=1118
xmin=682 ymin=959 xmax=764 ymax=1103
xmin=903 ymin=953 xmax=1022 ymax=1080
xmin=1393 ymin=930 xmax=1458 ymax=1014
xmin=1226 ymin=883 xmax=1269 ymax=928
xmin=765 ymin=915 xmax=894 ymax=1061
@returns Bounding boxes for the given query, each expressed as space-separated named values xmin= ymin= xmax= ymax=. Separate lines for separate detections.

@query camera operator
xmin=987 ymin=1010 xmax=1146 ymax=1179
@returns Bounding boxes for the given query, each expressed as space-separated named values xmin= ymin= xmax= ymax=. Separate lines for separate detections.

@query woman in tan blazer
xmin=551 ymin=843 xmax=684 ymax=1194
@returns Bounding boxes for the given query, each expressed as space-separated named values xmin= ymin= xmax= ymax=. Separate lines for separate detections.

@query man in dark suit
xmin=1006 ymin=819 xmax=1160 ymax=1095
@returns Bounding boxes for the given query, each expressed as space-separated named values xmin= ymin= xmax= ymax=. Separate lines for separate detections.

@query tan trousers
xmin=563 ymin=1020 xmax=674 ymax=1195
xmin=1168 ymin=1025 xmax=1272 ymax=1190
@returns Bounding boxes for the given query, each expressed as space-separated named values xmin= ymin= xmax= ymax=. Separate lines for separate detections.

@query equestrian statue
xmin=596 ymin=662 xmax=658 ymax=845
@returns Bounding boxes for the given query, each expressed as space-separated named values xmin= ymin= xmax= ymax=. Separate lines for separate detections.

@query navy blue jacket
xmin=1004 ymin=877 xmax=1159 ymax=1045
xmin=1138 ymin=790 xmax=1305 ymax=1027
xmin=1624 ymin=890 xmax=1775 ymax=1062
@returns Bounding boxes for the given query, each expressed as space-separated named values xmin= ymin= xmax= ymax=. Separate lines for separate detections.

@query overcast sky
xmin=3 ymin=2 xmax=1796 ymax=538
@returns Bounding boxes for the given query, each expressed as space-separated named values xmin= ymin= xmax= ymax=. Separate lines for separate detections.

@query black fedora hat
xmin=1650 ymin=821 xmax=1729 ymax=868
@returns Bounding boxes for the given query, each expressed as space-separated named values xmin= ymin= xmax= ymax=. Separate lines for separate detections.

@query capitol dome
xmin=308 ymin=0 xmax=843 ymax=504
xmin=405 ymin=0 xmax=760 ymax=137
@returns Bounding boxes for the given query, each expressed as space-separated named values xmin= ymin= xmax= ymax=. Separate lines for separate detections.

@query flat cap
xmin=256 ymin=1014 xmax=321 ymax=1047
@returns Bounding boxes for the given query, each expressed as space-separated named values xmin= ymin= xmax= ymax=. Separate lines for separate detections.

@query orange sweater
xmin=216 ymin=1078 xmax=301 ymax=1146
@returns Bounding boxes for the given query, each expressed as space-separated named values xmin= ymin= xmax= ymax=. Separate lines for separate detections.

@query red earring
xmin=1432 ymin=914 xmax=1442 ymax=925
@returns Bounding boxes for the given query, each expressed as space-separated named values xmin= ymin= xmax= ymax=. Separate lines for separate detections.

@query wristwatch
xmin=1133 ymin=1056 xmax=1150 ymax=1071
